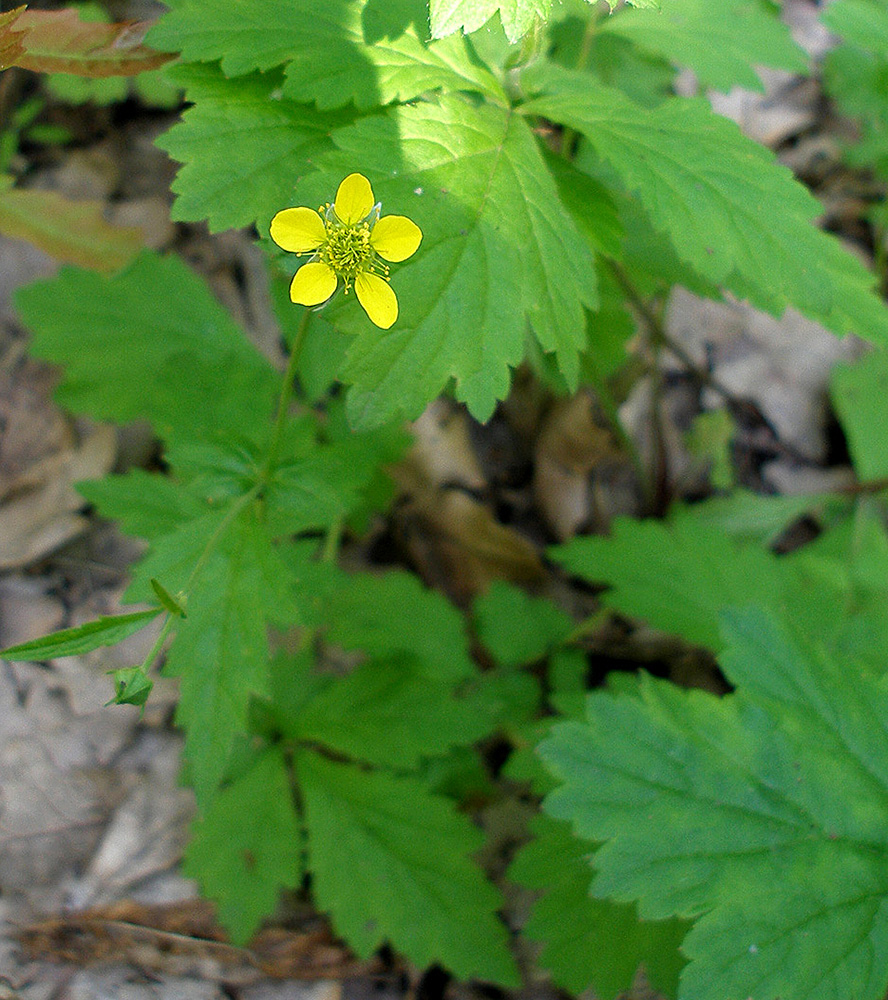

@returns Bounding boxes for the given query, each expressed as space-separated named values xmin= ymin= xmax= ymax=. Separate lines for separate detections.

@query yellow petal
xmin=270 ymin=207 xmax=326 ymax=253
xmin=334 ymin=173 xmax=374 ymax=225
xmin=289 ymin=262 xmax=338 ymax=305
xmin=355 ymin=272 xmax=398 ymax=329
xmin=370 ymin=215 xmax=422 ymax=262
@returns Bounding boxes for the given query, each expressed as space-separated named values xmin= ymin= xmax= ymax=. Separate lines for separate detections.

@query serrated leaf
xmin=265 ymin=439 xmax=386 ymax=537
xmin=430 ymin=0 xmax=550 ymax=42
xmin=295 ymin=95 xmax=596 ymax=426
xmin=287 ymin=658 xmax=491 ymax=768
xmin=600 ymin=0 xmax=807 ymax=93
xmin=4 ymin=9 xmax=172 ymax=76
xmin=523 ymin=65 xmax=888 ymax=347
xmin=185 ymin=748 xmax=301 ymax=944
xmin=539 ymin=606 xmax=888 ymax=1000
xmin=0 ymin=187 xmax=142 ymax=272
xmin=550 ymin=510 xmax=785 ymax=651
xmin=832 ymin=350 xmax=888 ymax=482
xmin=155 ymin=66 xmax=352 ymax=233
xmin=16 ymin=252 xmax=280 ymax=446
xmin=544 ymin=150 xmax=625 ymax=259
xmin=324 ymin=570 xmax=477 ymax=681
xmin=675 ymin=489 xmax=847 ymax=546
xmin=297 ymin=751 xmax=519 ymax=985
xmin=509 ymin=814 xmax=687 ymax=1000
xmin=473 ymin=580 xmax=572 ymax=667
xmin=165 ymin=509 xmax=289 ymax=805
xmin=78 ymin=469 xmax=206 ymax=541
xmin=148 ymin=0 xmax=503 ymax=111
xmin=0 ymin=608 xmax=162 ymax=661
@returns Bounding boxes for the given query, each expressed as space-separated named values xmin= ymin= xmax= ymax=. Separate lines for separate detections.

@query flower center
xmin=320 ymin=220 xmax=373 ymax=280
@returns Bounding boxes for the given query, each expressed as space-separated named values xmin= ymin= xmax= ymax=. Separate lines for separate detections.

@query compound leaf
xmin=509 ymin=814 xmax=687 ymax=999
xmin=148 ymin=0 xmax=502 ymax=110
xmin=601 ymin=0 xmax=807 ymax=92
xmin=523 ymin=65 xmax=888 ymax=348
xmin=166 ymin=508 xmax=291 ymax=805
xmin=294 ymin=95 xmax=596 ymax=426
xmin=15 ymin=251 xmax=279 ymax=445
xmin=550 ymin=510 xmax=785 ymax=651
xmin=430 ymin=0 xmax=551 ymax=42
xmin=323 ymin=570 xmax=477 ymax=681
xmin=429 ymin=0 xmax=658 ymax=43
xmin=185 ymin=748 xmax=301 ymax=944
xmin=540 ymin=605 xmax=888 ymax=1000
xmin=287 ymin=658 xmax=491 ymax=768
xmin=473 ymin=580 xmax=573 ymax=667
xmin=155 ymin=65 xmax=352 ymax=233
xmin=297 ymin=751 xmax=519 ymax=985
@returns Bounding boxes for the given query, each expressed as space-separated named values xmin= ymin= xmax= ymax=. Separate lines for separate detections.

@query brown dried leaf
xmin=0 ymin=7 xmax=26 ymax=70
xmin=534 ymin=392 xmax=636 ymax=540
xmin=0 ymin=421 xmax=116 ymax=570
xmin=18 ymin=900 xmax=384 ymax=981
xmin=0 ymin=187 xmax=142 ymax=272
xmin=4 ymin=9 xmax=173 ymax=76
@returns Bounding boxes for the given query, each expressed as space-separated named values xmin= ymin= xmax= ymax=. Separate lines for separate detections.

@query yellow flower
xmin=269 ymin=173 xmax=422 ymax=330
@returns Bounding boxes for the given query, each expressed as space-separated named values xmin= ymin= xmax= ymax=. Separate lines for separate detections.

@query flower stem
xmin=262 ymin=306 xmax=312 ymax=483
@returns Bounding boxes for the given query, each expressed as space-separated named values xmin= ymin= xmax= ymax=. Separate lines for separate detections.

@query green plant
xmin=3 ymin=1 xmax=888 ymax=997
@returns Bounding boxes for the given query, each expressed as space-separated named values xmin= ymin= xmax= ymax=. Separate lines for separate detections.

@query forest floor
xmin=0 ymin=1 xmax=883 ymax=998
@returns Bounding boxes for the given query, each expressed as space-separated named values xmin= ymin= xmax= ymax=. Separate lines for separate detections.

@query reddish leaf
xmin=3 ymin=8 xmax=173 ymax=77
xmin=0 ymin=187 xmax=143 ymax=272
xmin=0 ymin=7 xmax=26 ymax=71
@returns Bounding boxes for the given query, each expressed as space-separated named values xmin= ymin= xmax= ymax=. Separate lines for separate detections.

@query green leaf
xmin=473 ymin=580 xmax=572 ymax=667
xmin=673 ymin=489 xmax=847 ymax=546
xmin=821 ymin=0 xmax=888 ymax=55
xmin=832 ymin=349 xmax=888 ymax=482
xmin=148 ymin=0 xmax=503 ymax=111
xmin=685 ymin=409 xmax=735 ymax=490
xmin=509 ymin=814 xmax=687 ymax=1000
xmin=155 ymin=65 xmax=352 ymax=233
xmin=166 ymin=508 xmax=290 ymax=805
xmin=297 ymin=751 xmax=519 ymax=985
xmin=265 ymin=430 xmax=403 ymax=537
xmin=150 ymin=578 xmax=186 ymax=617
xmin=544 ymin=150 xmax=625 ymax=259
xmin=522 ymin=65 xmax=888 ymax=348
xmin=16 ymin=251 xmax=280 ymax=445
xmin=430 ymin=0 xmax=552 ymax=43
xmin=185 ymin=748 xmax=301 ymax=944
xmin=824 ymin=45 xmax=888 ymax=178
xmin=323 ymin=570 xmax=477 ymax=681
xmin=297 ymin=95 xmax=596 ymax=425
xmin=79 ymin=469 xmax=206 ymax=540
xmin=550 ymin=510 xmax=785 ymax=651
xmin=541 ymin=605 xmax=888 ymax=1000
xmin=287 ymin=657 xmax=491 ymax=768
xmin=1 ymin=608 xmax=162 ymax=661
xmin=600 ymin=0 xmax=807 ymax=92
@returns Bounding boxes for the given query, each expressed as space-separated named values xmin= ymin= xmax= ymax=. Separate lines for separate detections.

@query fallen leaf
xmin=2 ymin=9 xmax=173 ymax=76
xmin=0 ymin=186 xmax=142 ymax=272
